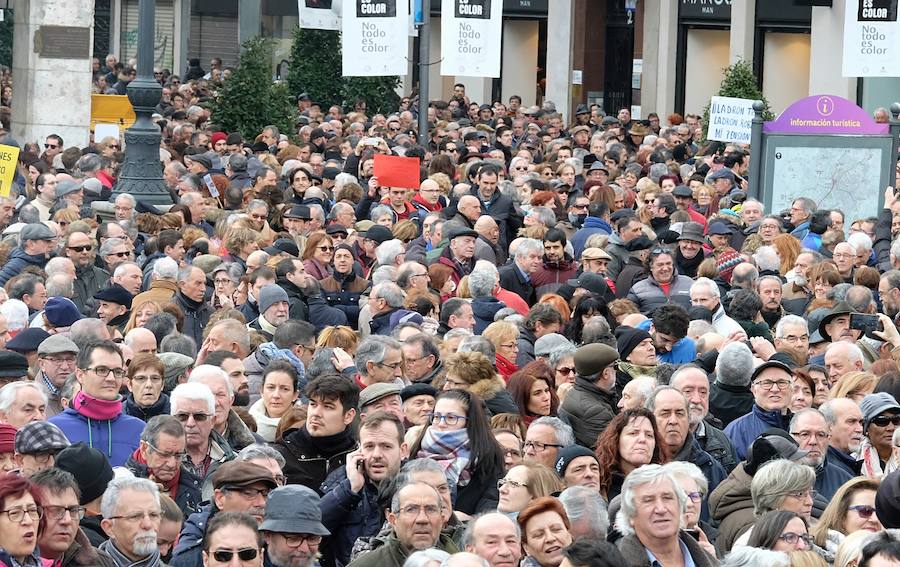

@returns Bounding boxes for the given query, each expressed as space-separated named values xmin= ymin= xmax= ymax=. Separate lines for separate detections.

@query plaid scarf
xmin=417 ymin=427 xmax=472 ymax=489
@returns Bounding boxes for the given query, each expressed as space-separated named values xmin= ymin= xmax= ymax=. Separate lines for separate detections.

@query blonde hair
xmin=834 ymin=530 xmax=879 ymax=567
xmin=518 ymin=463 xmax=565 ymax=499
xmin=830 ymin=371 xmax=878 ymax=401
xmin=316 ymin=326 xmax=359 ymax=355
xmin=811 ymin=477 xmax=880 ymax=547
xmin=124 ymin=300 xmax=163 ymax=334
xmin=483 ymin=321 xmax=519 ymax=351
xmin=788 ymin=551 xmax=827 ymax=567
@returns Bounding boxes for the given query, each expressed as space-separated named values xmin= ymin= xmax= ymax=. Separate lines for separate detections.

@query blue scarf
xmin=256 ymin=342 xmax=307 ymax=393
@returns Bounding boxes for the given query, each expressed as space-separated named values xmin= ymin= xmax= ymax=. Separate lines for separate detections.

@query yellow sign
xmin=0 ymin=144 xmax=20 ymax=197
xmin=90 ymin=94 xmax=136 ymax=133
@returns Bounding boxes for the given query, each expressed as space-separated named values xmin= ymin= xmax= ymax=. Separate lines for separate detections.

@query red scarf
xmin=130 ymin=447 xmax=181 ymax=500
xmin=73 ymin=390 xmax=122 ymax=420
xmin=496 ymin=354 xmax=518 ymax=383
xmin=412 ymin=192 xmax=443 ymax=212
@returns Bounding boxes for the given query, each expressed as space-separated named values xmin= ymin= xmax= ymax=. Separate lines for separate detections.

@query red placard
xmin=374 ymin=154 xmax=420 ymax=189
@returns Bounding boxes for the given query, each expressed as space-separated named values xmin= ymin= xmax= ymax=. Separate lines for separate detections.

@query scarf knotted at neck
xmin=74 ymin=390 xmax=122 ymax=420
xmin=130 ymin=447 xmax=182 ymax=501
xmin=413 ymin=192 xmax=443 ymax=212
xmin=417 ymin=427 xmax=472 ymax=489
xmin=618 ymin=361 xmax=657 ymax=380
xmin=99 ymin=539 xmax=164 ymax=567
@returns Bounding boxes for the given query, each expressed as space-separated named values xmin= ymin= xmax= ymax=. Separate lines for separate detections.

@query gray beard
xmin=131 ymin=530 xmax=159 ymax=557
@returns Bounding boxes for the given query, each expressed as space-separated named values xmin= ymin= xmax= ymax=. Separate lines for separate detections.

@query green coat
xmin=347 ymin=533 xmax=459 ymax=567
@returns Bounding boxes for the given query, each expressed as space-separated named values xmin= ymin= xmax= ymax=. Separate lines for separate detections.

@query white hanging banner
xmin=842 ymin=0 xmax=900 ymax=77
xmin=440 ymin=0 xmax=502 ymax=77
xmin=343 ymin=0 xmax=409 ymax=76
xmin=298 ymin=0 xmax=343 ymax=30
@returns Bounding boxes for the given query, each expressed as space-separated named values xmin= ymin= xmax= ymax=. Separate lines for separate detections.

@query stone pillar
xmin=809 ymin=0 xmax=856 ymax=99
xmin=730 ymin=0 xmax=755 ymax=64
xmin=239 ymin=0 xmax=261 ymax=47
xmin=11 ymin=0 xmax=95 ymax=148
xmin=641 ymin=0 xmax=677 ymax=120
xmin=546 ymin=0 xmax=574 ymax=122
xmin=501 ymin=20 xmax=538 ymax=107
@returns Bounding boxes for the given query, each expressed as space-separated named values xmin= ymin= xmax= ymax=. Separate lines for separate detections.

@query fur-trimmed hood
xmin=468 ymin=374 xmax=506 ymax=401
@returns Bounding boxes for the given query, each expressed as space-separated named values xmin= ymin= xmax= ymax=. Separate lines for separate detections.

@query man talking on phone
xmin=319 ymin=411 xmax=408 ymax=567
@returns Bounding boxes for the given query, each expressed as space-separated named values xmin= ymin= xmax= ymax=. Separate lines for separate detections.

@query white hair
xmin=775 ymin=314 xmax=807 ymax=339
xmin=153 ymin=257 xmax=179 ymax=280
xmin=617 ymin=464 xmax=685 ymax=537
xmin=170 ymin=382 xmax=215 ymax=414
xmin=188 ymin=364 xmax=234 ymax=396
xmin=690 ymin=277 xmax=720 ymax=299
xmin=720 ymin=548 xmax=790 ymax=567
xmin=0 ymin=299 xmax=28 ymax=331
xmin=753 ymin=246 xmax=781 ymax=273
xmin=848 ymin=231 xmax=873 ymax=254
xmin=100 ymin=477 xmax=160 ymax=519
xmin=375 ymin=239 xmax=405 ymax=266
xmin=0 ymin=382 xmax=47 ymax=412
xmin=826 ymin=341 xmax=864 ymax=364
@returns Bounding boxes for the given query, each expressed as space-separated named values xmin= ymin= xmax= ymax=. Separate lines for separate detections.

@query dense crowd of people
xmin=0 ymin=56 xmax=898 ymax=567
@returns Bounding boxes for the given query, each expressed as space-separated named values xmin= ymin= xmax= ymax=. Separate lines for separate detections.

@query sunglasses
xmin=44 ymin=144 xmax=58 ymax=149
xmin=212 ymin=549 xmax=259 ymax=562
xmin=849 ymin=505 xmax=877 ymax=519
xmin=108 ymin=251 xmax=130 ymax=258
xmin=871 ymin=414 xmax=900 ymax=427
xmin=317 ymin=246 xmax=335 ymax=252
xmin=67 ymin=245 xmax=92 ymax=253
xmin=174 ymin=412 xmax=210 ymax=422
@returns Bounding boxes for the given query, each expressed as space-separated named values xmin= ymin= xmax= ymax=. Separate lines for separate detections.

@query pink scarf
xmin=73 ymin=390 xmax=122 ymax=420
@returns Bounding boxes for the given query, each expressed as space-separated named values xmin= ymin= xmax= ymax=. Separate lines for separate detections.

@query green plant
xmin=0 ymin=10 xmax=12 ymax=69
xmin=342 ymin=76 xmax=401 ymax=116
xmin=286 ymin=28 xmax=343 ymax=105
xmin=701 ymin=59 xmax=774 ymax=142
xmin=211 ymin=37 xmax=294 ymax=142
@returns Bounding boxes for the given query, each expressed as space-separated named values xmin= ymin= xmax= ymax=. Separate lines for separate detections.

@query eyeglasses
xmin=212 ymin=549 xmax=259 ymax=562
xmin=43 ymin=355 xmax=76 ymax=365
xmin=753 ymin=379 xmax=790 ymax=390
xmin=376 ymin=361 xmax=403 ymax=371
xmin=0 ymin=506 xmax=42 ymax=523
xmin=224 ymin=486 xmax=271 ymax=499
xmin=782 ymin=489 xmax=815 ymax=501
xmin=67 ymin=245 xmax=92 ymax=253
xmin=871 ymin=414 xmax=900 ymax=427
xmin=849 ymin=505 xmax=877 ymax=519
xmin=147 ymin=442 xmax=185 ymax=461
xmin=109 ymin=511 xmax=162 ymax=523
xmin=427 ymin=413 xmax=467 ymax=426
xmin=497 ymin=478 xmax=528 ymax=490
xmin=281 ymin=534 xmax=322 ymax=547
xmin=523 ymin=440 xmax=564 ymax=452
xmin=396 ymin=504 xmax=442 ymax=518
xmin=499 ymin=342 xmax=519 ymax=350
xmin=556 ymin=366 xmax=575 ymax=376
xmin=174 ymin=412 xmax=211 ymax=423
xmin=44 ymin=144 xmax=58 ymax=149
xmin=107 ymin=251 xmax=130 ymax=258
xmin=30 ymin=451 xmax=58 ymax=465
xmin=778 ymin=532 xmax=813 ymax=546
xmin=43 ymin=505 xmax=86 ymax=521
xmin=685 ymin=491 xmax=703 ymax=503
xmin=501 ymin=447 xmax=522 ymax=458
xmin=791 ymin=430 xmax=830 ymax=441
xmin=84 ymin=366 xmax=126 ymax=379
xmin=780 ymin=334 xmax=809 ymax=343
xmin=572 ymin=204 xmax=588 ymax=210
xmin=317 ymin=246 xmax=335 ymax=252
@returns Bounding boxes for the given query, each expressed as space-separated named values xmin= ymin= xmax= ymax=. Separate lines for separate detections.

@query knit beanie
xmin=715 ymin=248 xmax=743 ymax=284
xmin=0 ymin=424 xmax=16 ymax=453
xmin=55 ymin=443 xmax=114 ymax=505
xmin=258 ymin=284 xmax=290 ymax=315
xmin=615 ymin=326 xmax=653 ymax=361
xmin=554 ymin=445 xmax=597 ymax=476
xmin=211 ymin=132 xmax=228 ymax=146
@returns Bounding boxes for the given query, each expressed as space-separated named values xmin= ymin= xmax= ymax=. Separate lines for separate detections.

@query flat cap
xmin=15 ymin=421 xmax=70 ymax=455
xmin=708 ymin=168 xmax=735 ymax=181
xmin=366 ymin=224 xmax=395 ymax=245
xmin=359 ymin=382 xmax=402 ymax=409
xmin=212 ymin=461 xmax=278 ymax=490
xmin=19 ymin=223 xmax=56 ymax=242
xmin=37 ymin=334 xmax=78 ymax=356
xmin=573 ymin=343 xmax=618 ymax=377
xmin=534 ymin=333 xmax=571 ymax=358
xmin=0 ymin=351 xmax=30 ymax=377
xmin=284 ymin=205 xmax=312 ymax=220
xmin=44 ymin=297 xmax=82 ymax=327
xmin=400 ymin=383 xmax=437 ymax=402
xmin=444 ymin=223 xmax=478 ymax=242
xmin=707 ymin=222 xmax=734 ymax=236
xmin=581 ymin=247 xmax=612 ymax=261
xmin=263 ymin=238 xmax=300 ymax=257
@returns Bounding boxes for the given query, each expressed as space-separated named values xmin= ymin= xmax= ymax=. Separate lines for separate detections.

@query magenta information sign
xmin=763 ymin=94 xmax=888 ymax=135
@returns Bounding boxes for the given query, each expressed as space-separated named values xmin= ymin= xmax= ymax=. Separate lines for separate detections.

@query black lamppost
xmin=112 ymin=0 xmax=171 ymax=204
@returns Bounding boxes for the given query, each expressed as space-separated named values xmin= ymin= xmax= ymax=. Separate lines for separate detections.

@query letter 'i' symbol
xmin=820 ymin=100 xmax=829 ymax=114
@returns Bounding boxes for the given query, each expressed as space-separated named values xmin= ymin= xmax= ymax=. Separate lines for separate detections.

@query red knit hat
xmin=0 ymin=423 xmax=17 ymax=453
xmin=715 ymin=248 xmax=743 ymax=284
xmin=211 ymin=132 xmax=228 ymax=146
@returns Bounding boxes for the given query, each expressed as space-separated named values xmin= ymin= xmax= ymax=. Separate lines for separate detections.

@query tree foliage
xmin=211 ymin=37 xmax=294 ymax=142
xmin=287 ymin=27 xmax=401 ymax=117
xmin=701 ymin=59 xmax=775 ymax=142
xmin=286 ymin=28 xmax=343 ymax=106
